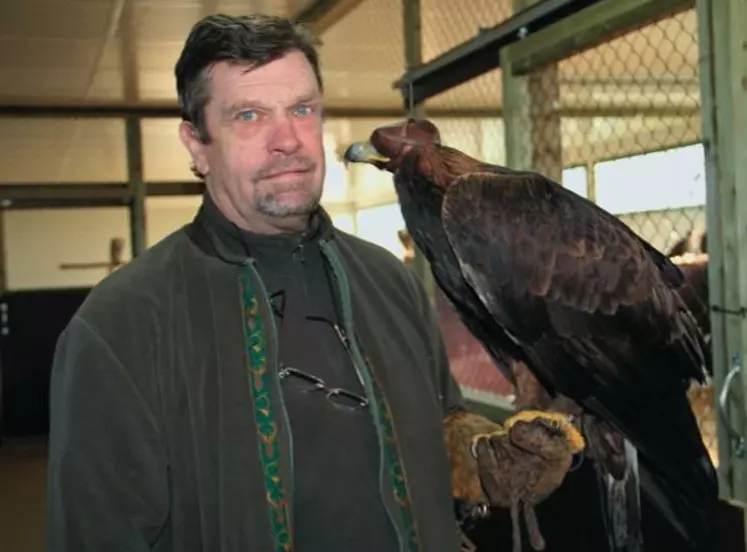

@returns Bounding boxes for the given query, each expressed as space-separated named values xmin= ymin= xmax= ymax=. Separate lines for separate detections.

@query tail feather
xmin=594 ymin=440 xmax=643 ymax=552
xmin=637 ymin=451 xmax=719 ymax=551
xmin=584 ymin=416 xmax=643 ymax=552
xmin=588 ymin=388 xmax=720 ymax=552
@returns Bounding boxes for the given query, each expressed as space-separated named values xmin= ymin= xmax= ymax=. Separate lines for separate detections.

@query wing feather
xmin=440 ymin=171 xmax=702 ymax=369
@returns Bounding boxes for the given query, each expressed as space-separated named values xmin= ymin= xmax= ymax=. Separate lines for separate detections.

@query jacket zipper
xmin=320 ymin=241 xmax=406 ymax=552
xmin=243 ymin=259 xmax=296 ymax=524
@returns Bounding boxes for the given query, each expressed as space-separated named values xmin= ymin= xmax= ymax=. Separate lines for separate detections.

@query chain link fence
xmin=421 ymin=0 xmax=512 ymax=63
xmin=514 ymin=4 xmax=715 ymax=466
xmin=419 ymin=4 xmax=716 ymax=464
xmin=556 ymin=7 xmax=704 ymax=255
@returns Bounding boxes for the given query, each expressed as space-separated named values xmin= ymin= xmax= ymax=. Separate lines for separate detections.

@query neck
xmin=195 ymin=189 xmax=330 ymax=267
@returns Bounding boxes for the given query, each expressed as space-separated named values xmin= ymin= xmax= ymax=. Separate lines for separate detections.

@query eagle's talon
xmin=470 ymin=431 xmax=500 ymax=458
xmin=469 ymin=440 xmax=479 ymax=458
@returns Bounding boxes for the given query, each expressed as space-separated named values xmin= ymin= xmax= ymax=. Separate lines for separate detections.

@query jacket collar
xmin=190 ymin=189 xmax=336 ymax=265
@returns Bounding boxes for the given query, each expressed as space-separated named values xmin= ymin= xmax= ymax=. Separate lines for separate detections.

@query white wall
xmin=2 ymin=197 xmax=202 ymax=291
xmin=4 ymin=207 xmax=130 ymax=291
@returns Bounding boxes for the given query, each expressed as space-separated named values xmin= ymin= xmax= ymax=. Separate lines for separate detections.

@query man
xmin=45 ymin=13 xmax=510 ymax=552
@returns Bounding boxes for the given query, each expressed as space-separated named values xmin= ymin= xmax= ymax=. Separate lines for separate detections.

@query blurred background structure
xmin=1 ymin=0 xmax=746 ymax=550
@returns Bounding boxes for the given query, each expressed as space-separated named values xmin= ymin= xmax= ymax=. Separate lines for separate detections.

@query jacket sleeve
xmin=46 ymin=315 xmax=168 ymax=551
xmin=406 ymin=269 xmax=464 ymax=416
xmin=423 ymin=292 xmax=504 ymax=506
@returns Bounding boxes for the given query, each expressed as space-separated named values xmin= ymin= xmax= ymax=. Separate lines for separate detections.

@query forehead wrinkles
xmin=214 ymin=77 xmax=319 ymax=119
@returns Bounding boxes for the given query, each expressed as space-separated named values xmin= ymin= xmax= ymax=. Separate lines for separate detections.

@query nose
xmin=267 ymin=116 xmax=301 ymax=154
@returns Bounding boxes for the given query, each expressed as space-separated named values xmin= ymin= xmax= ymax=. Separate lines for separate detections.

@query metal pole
xmin=126 ymin=115 xmax=147 ymax=257
xmin=402 ymin=0 xmax=436 ymax=303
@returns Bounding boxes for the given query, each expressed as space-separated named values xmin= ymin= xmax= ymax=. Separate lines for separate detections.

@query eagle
xmin=343 ymin=118 xmax=719 ymax=552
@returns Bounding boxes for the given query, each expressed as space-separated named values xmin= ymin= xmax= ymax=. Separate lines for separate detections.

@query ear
xmin=178 ymin=120 xmax=209 ymax=177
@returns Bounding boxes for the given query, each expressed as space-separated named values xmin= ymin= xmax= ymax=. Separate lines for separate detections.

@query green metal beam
xmin=401 ymin=0 xmax=437 ymax=305
xmin=0 ymin=103 xmax=700 ymax=120
xmin=696 ymin=0 xmax=747 ymax=505
xmin=0 ymin=181 xmax=204 ymax=210
xmin=0 ymin=184 xmax=130 ymax=208
xmin=392 ymin=0 xmax=603 ymax=105
xmin=501 ymin=0 xmax=694 ymax=75
xmin=461 ymin=388 xmax=516 ymax=423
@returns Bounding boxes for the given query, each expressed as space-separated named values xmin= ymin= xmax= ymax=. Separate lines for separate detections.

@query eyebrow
xmin=223 ymin=92 xmax=322 ymax=117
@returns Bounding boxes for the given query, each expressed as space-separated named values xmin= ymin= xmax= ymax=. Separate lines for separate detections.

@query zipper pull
xmin=294 ymin=242 xmax=305 ymax=264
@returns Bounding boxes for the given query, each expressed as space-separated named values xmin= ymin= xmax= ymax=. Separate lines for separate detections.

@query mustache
xmin=254 ymin=156 xmax=317 ymax=180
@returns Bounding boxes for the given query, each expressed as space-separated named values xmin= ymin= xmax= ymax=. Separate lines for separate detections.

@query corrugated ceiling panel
xmin=318 ymin=0 xmax=403 ymax=108
xmin=0 ymin=117 xmax=128 ymax=183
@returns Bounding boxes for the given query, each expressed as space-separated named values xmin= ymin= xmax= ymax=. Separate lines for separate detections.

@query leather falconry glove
xmin=444 ymin=409 xmax=585 ymax=552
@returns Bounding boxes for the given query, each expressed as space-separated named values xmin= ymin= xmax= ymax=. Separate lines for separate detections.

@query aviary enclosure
xmin=0 ymin=0 xmax=746 ymax=550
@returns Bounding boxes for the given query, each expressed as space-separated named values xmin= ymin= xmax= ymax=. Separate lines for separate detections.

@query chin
xmin=259 ymin=193 xmax=320 ymax=219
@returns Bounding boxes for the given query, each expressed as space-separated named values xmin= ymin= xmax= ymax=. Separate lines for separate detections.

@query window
xmin=331 ymin=212 xmax=355 ymax=234
xmin=354 ymin=203 xmax=406 ymax=260
xmin=594 ymin=144 xmax=705 ymax=214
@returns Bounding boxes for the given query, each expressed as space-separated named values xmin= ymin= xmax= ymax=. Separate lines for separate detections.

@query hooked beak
xmin=342 ymin=141 xmax=390 ymax=168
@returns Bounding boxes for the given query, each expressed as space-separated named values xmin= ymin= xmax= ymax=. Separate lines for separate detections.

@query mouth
xmin=262 ymin=169 xmax=311 ymax=180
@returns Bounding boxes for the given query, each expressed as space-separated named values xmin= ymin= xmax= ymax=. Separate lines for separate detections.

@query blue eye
xmin=239 ymin=110 xmax=257 ymax=121
xmin=295 ymin=105 xmax=313 ymax=117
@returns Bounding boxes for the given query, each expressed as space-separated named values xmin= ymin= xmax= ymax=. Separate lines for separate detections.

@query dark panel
xmin=0 ymin=287 xmax=90 ymax=439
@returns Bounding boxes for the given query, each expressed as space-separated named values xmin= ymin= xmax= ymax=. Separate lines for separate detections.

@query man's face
xmin=180 ymin=50 xmax=326 ymax=233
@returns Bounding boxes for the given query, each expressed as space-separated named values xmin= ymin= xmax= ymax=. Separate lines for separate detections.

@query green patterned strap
xmin=241 ymin=266 xmax=293 ymax=552
xmin=361 ymin=353 xmax=422 ymax=552
xmin=319 ymin=241 xmax=422 ymax=552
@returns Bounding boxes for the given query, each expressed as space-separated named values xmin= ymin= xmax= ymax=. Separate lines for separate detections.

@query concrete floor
xmin=0 ymin=436 xmax=47 ymax=552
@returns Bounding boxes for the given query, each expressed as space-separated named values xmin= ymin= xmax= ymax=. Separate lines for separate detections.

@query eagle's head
xmin=342 ymin=118 xmax=486 ymax=190
xmin=342 ymin=118 xmax=441 ymax=172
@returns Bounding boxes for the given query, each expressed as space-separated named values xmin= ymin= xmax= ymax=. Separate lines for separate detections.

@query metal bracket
xmin=712 ymin=304 xmax=747 ymax=317
xmin=718 ymin=355 xmax=746 ymax=458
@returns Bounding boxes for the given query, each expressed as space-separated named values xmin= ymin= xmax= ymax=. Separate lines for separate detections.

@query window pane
xmin=594 ymin=144 xmax=705 ymax=214
xmin=562 ymin=166 xmax=588 ymax=198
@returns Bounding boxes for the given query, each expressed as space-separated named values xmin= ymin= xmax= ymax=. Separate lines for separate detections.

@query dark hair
xmin=175 ymin=13 xmax=323 ymax=144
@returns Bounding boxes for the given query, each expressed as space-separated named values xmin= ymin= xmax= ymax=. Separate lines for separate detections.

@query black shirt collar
xmin=190 ymin=189 xmax=335 ymax=266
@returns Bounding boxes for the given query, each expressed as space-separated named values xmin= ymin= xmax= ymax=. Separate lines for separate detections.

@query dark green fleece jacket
xmin=46 ymin=195 xmax=465 ymax=552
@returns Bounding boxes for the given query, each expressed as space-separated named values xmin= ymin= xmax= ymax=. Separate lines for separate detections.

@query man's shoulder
xmin=331 ymin=229 xmax=426 ymax=307
xmin=333 ymin=229 xmax=413 ymax=277
xmin=74 ymin=227 xmax=192 ymax=327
